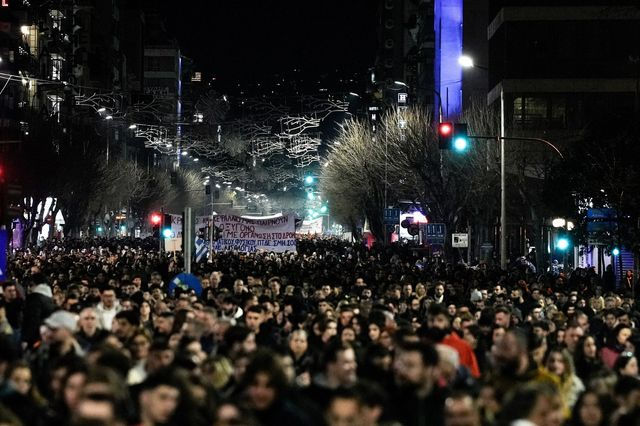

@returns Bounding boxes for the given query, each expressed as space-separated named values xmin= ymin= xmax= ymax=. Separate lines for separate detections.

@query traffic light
xmin=612 ymin=247 xmax=620 ymax=256
xmin=438 ymin=122 xmax=453 ymax=150
xmin=304 ymin=175 xmax=315 ymax=185
xmin=437 ymin=122 xmax=469 ymax=152
xmin=452 ymin=123 xmax=469 ymax=152
xmin=162 ymin=214 xmax=173 ymax=238
xmin=151 ymin=213 xmax=161 ymax=237
xmin=557 ymin=237 xmax=570 ymax=251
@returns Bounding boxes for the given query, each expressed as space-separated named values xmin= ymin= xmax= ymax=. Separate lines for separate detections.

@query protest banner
xmin=212 ymin=213 xmax=296 ymax=253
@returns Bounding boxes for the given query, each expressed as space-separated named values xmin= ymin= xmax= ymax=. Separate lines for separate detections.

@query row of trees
xmin=9 ymin=109 xmax=208 ymax=245
xmin=322 ymin=101 xmax=640 ymax=264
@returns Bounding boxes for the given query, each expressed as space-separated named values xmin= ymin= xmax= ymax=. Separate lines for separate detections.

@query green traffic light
xmin=557 ymin=238 xmax=569 ymax=251
xmin=453 ymin=137 xmax=468 ymax=152
xmin=320 ymin=205 xmax=328 ymax=213
xmin=162 ymin=229 xmax=173 ymax=238
xmin=304 ymin=176 xmax=314 ymax=185
xmin=612 ymin=248 xmax=620 ymax=256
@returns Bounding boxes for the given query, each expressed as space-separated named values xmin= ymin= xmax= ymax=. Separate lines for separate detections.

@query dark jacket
xmin=21 ymin=284 xmax=56 ymax=347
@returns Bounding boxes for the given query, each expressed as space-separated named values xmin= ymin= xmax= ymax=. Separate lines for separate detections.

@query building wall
xmin=487 ymin=3 xmax=640 ymax=130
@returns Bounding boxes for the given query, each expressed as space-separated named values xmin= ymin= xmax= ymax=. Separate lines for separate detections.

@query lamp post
xmin=459 ymin=55 xmax=506 ymax=269
xmin=459 ymin=55 xmax=565 ymax=270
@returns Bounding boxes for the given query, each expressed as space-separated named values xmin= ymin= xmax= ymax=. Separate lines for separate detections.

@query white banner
xmin=213 ymin=213 xmax=296 ymax=253
xmin=297 ymin=217 xmax=323 ymax=234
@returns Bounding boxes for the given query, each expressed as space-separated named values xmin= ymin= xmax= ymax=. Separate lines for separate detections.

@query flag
xmin=195 ymin=236 xmax=208 ymax=262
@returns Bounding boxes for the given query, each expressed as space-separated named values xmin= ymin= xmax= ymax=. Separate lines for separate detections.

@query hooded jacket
xmin=22 ymin=284 xmax=56 ymax=347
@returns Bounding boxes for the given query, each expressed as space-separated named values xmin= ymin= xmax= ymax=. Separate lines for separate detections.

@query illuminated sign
xmin=1 ymin=0 xmax=8 ymax=7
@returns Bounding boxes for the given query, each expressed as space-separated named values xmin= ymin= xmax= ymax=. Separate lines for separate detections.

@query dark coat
xmin=22 ymin=288 xmax=56 ymax=347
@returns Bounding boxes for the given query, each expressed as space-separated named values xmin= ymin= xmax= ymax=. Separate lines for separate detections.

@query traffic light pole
xmin=469 ymin=134 xmax=564 ymax=270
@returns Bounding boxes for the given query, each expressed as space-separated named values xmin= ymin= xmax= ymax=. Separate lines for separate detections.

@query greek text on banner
xmin=212 ymin=214 xmax=297 ymax=253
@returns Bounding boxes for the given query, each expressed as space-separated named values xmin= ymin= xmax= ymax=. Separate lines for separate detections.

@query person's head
xmin=494 ymin=306 xmax=511 ymax=328
xmin=62 ymin=362 xmax=89 ymax=412
xmin=324 ymin=341 xmax=358 ymax=388
xmin=614 ymin=376 xmax=640 ymax=418
xmin=325 ymin=388 xmax=364 ymax=426
xmin=139 ymin=368 xmax=183 ymax=425
xmin=289 ymin=329 xmax=308 ymax=357
xmin=427 ymin=304 xmax=450 ymax=330
xmin=129 ymin=329 xmax=153 ymax=361
xmin=545 ymin=347 xmax=575 ymax=380
xmin=78 ymin=307 xmax=99 ymax=335
xmin=444 ymin=392 xmax=481 ymax=426
xmin=241 ymin=349 xmax=288 ymax=411
xmin=339 ymin=307 xmax=355 ymax=327
xmin=577 ymin=334 xmax=599 ymax=360
xmin=233 ymin=279 xmax=245 ymax=294
xmin=244 ymin=305 xmax=264 ymax=334
xmin=7 ymin=361 xmax=33 ymax=396
xmin=492 ymin=325 xmax=506 ymax=345
xmin=499 ymin=382 xmax=562 ymax=426
xmin=492 ymin=329 xmax=530 ymax=378
xmin=392 ymin=340 xmax=439 ymax=393
xmin=368 ymin=322 xmax=382 ymax=342
xmin=614 ymin=351 xmax=639 ymax=378
xmin=100 ymin=287 xmax=116 ymax=309
xmin=564 ymin=322 xmax=585 ymax=353
xmin=45 ymin=310 xmax=78 ymax=343
xmin=320 ymin=318 xmax=339 ymax=343
xmin=112 ymin=310 xmax=140 ymax=341
xmin=434 ymin=283 xmax=445 ymax=297
xmin=2 ymin=283 xmax=18 ymax=302
xmin=613 ymin=323 xmax=633 ymax=347
xmin=268 ymin=277 xmax=281 ymax=295
xmin=531 ymin=306 xmax=543 ymax=322
xmin=571 ymin=390 xmax=607 ymax=426
xmin=341 ymin=326 xmax=357 ymax=345
xmin=147 ymin=340 xmax=175 ymax=373
xmin=154 ymin=312 xmax=174 ymax=335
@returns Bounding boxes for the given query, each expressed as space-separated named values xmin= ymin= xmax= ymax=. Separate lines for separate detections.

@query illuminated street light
xmin=458 ymin=55 xmax=475 ymax=68
xmin=552 ymin=218 xmax=566 ymax=228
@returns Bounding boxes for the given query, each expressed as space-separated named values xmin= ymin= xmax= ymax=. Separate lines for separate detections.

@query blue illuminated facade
xmin=434 ymin=0 xmax=463 ymax=120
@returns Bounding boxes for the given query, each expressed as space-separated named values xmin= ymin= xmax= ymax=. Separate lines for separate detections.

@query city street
xmin=0 ymin=1 xmax=639 ymax=425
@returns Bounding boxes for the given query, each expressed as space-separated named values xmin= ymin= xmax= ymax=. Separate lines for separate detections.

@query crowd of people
xmin=0 ymin=236 xmax=638 ymax=426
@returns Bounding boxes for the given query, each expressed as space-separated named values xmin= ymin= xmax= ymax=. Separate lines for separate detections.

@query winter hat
xmin=44 ymin=310 xmax=78 ymax=332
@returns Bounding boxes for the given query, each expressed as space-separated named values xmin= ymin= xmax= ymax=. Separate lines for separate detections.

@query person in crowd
xmin=573 ymin=334 xmax=607 ymax=385
xmin=238 ymin=349 xmax=310 ymax=425
xmin=570 ymin=389 xmax=612 ymax=426
xmin=545 ymin=347 xmax=585 ymax=410
xmin=0 ymin=361 xmax=47 ymax=426
xmin=21 ymin=273 xmax=56 ymax=350
xmin=601 ymin=323 xmax=633 ymax=368
xmin=75 ymin=307 xmax=109 ymax=351
xmin=95 ymin=286 xmax=121 ymax=331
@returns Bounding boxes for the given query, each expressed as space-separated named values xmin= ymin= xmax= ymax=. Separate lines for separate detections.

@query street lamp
xmin=460 ymin=54 xmax=507 ymax=269
xmin=461 ymin=55 xmax=565 ymax=270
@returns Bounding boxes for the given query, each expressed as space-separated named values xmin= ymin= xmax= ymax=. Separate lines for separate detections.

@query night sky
xmin=160 ymin=0 xmax=379 ymax=89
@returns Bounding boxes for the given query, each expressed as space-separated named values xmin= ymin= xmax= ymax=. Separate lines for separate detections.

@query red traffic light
xmin=438 ymin=122 xmax=453 ymax=136
xmin=151 ymin=213 xmax=162 ymax=225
